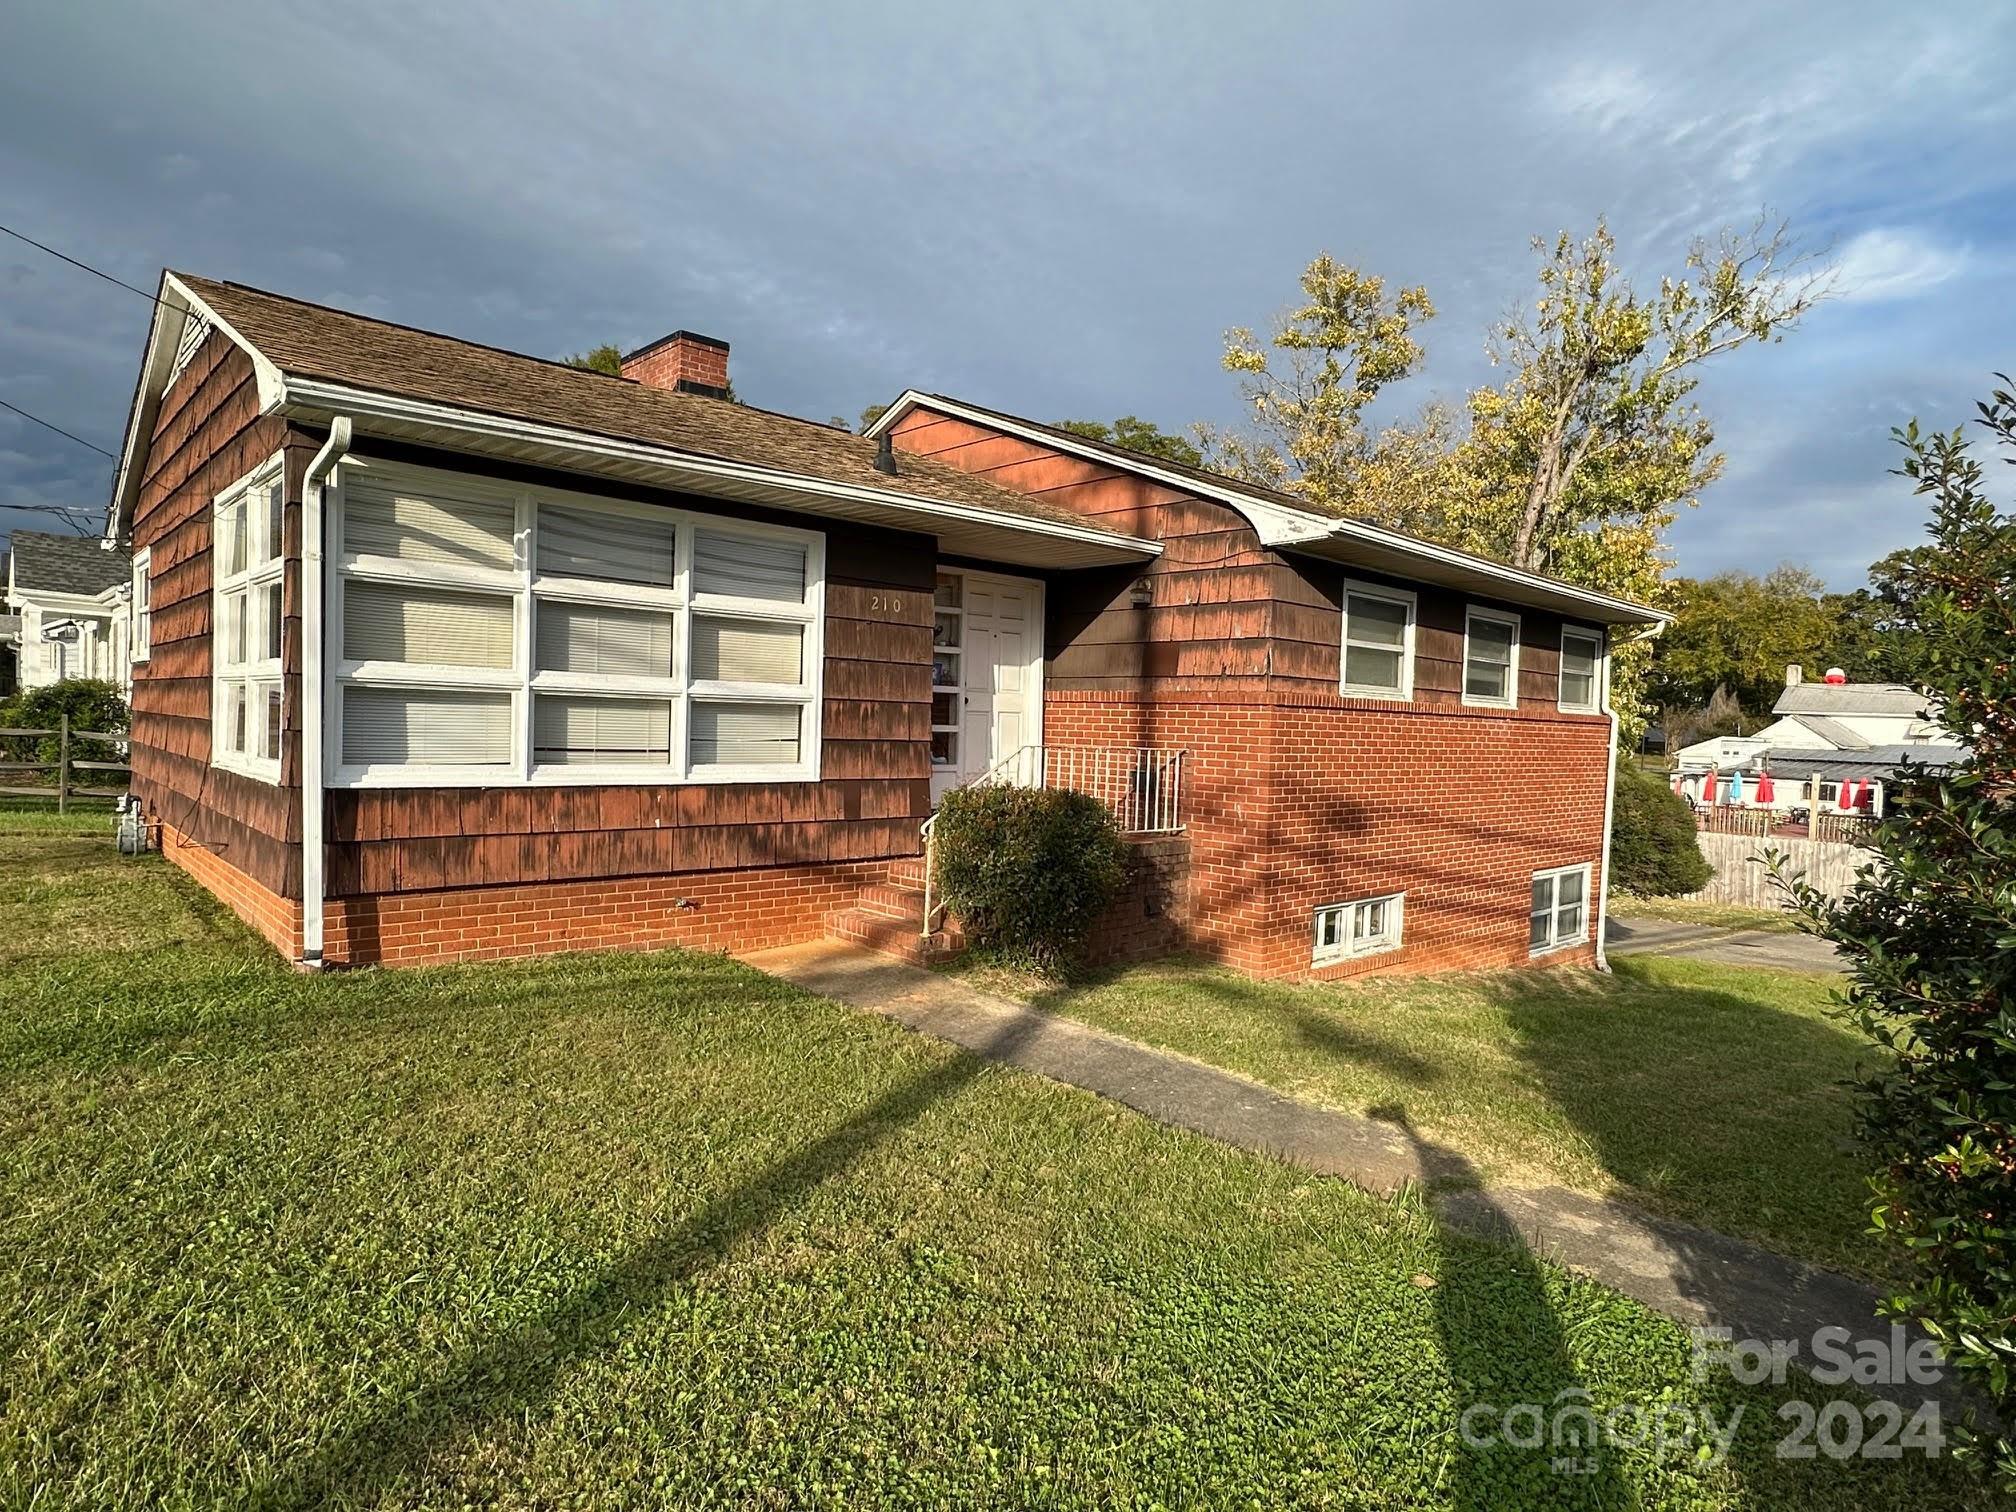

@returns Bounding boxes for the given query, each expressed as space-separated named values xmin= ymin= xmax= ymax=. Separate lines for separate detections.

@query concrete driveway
xmin=1605 ymin=916 xmax=1846 ymax=972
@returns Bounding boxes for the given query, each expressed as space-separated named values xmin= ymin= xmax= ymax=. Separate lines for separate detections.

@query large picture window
xmin=1339 ymin=581 xmax=1415 ymax=700
xmin=330 ymin=459 xmax=824 ymax=786
xmin=212 ymin=456 xmax=285 ymax=781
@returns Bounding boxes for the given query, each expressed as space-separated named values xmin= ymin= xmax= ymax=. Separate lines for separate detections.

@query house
xmin=1671 ymin=664 xmax=1965 ymax=812
xmin=105 ymin=271 xmax=1667 ymax=980
xmin=0 ymin=613 xmax=18 ymax=696
xmin=2 ymin=531 xmax=138 ymax=694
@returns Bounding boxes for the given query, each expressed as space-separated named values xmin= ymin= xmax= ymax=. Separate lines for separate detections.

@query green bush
xmin=1609 ymin=764 xmax=1712 ymax=896
xmin=0 ymin=679 xmax=130 ymax=788
xmin=932 ymin=785 xmax=1130 ymax=974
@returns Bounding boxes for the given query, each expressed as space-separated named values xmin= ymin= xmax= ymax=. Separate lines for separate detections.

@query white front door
xmin=930 ymin=569 xmax=1043 ymax=802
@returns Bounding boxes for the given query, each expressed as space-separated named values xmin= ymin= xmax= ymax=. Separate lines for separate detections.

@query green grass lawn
xmin=0 ymin=838 xmax=1983 ymax=1509
xmin=0 ymin=792 xmax=122 ymax=837
xmin=990 ymin=955 xmax=1879 ymax=1278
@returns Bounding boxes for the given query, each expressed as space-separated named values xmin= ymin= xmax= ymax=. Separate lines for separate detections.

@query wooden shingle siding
xmin=316 ymin=444 xmax=936 ymax=898
xmin=128 ymin=335 xmax=300 ymax=897
xmin=893 ymin=407 xmax=1591 ymax=718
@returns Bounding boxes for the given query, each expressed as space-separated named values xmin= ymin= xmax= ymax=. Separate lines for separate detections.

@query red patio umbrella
xmin=1702 ymin=769 xmax=1718 ymax=803
xmin=1756 ymin=770 xmax=1775 ymax=803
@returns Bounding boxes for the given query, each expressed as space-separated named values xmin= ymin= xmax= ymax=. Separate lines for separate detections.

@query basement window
xmin=1530 ymin=864 xmax=1590 ymax=955
xmin=329 ymin=457 xmax=824 ymax=787
xmin=211 ymin=455 xmax=285 ymax=782
xmin=1313 ymin=892 xmax=1405 ymax=966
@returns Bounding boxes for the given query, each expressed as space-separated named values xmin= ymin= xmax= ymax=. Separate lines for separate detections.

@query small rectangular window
xmin=1463 ymin=607 xmax=1520 ymax=708
xmin=1340 ymin=582 xmax=1416 ymax=699
xmin=212 ymin=457 xmax=286 ymax=782
xmin=1313 ymin=892 xmax=1405 ymax=966
xmin=1559 ymin=626 xmax=1604 ymax=713
xmin=693 ymin=530 xmax=806 ymax=604
xmin=691 ymin=701 xmax=801 ymax=768
xmin=1530 ymin=865 xmax=1591 ymax=955
xmin=130 ymin=549 xmax=152 ymax=663
xmin=343 ymin=686 xmax=514 ymax=766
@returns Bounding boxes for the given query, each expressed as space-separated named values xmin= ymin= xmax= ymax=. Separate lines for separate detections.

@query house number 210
xmin=868 ymin=594 xmax=904 ymax=614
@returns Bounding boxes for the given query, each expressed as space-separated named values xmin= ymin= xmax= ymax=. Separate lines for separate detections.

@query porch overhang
xmin=275 ymin=380 xmax=1162 ymax=572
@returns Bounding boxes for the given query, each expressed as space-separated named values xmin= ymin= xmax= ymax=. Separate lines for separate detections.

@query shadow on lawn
xmin=1372 ymin=1105 xmax=1631 ymax=1510
xmin=255 ymin=1007 xmax=1038 ymax=1507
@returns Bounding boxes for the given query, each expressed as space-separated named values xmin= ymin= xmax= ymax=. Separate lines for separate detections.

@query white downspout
xmin=1594 ymin=620 xmax=1666 ymax=973
xmin=299 ymin=417 xmax=352 ymax=969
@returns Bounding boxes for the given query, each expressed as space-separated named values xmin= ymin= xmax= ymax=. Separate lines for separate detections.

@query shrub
xmin=1774 ymin=390 xmax=2016 ymax=1488
xmin=0 ymin=679 xmax=130 ymax=788
xmin=931 ymin=785 xmax=1129 ymax=974
xmin=1608 ymin=764 xmax=1712 ymax=896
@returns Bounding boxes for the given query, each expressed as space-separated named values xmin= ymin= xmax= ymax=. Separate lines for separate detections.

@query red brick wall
xmin=1082 ymin=836 xmax=1191 ymax=968
xmin=620 ymin=335 xmax=729 ymax=395
xmin=156 ymin=814 xmax=886 ymax=969
xmin=1047 ymin=690 xmax=1608 ymax=979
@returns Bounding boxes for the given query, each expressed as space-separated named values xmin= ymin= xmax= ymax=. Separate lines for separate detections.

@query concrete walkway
xmin=1605 ymin=915 xmax=1845 ymax=972
xmin=743 ymin=940 xmax=1888 ymax=1360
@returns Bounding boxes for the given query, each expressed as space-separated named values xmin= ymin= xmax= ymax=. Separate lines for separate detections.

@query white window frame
xmin=1339 ymin=579 xmax=1416 ymax=701
xmin=328 ymin=456 xmax=826 ymax=788
xmin=130 ymin=548 xmax=152 ymax=664
xmin=1462 ymin=604 xmax=1521 ymax=710
xmin=1530 ymin=863 xmax=1592 ymax=956
xmin=1312 ymin=891 xmax=1405 ymax=966
xmin=211 ymin=454 xmax=286 ymax=783
xmin=1557 ymin=623 xmax=1605 ymax=714
xmin=930 ymin=571 xmax=963 ymax=772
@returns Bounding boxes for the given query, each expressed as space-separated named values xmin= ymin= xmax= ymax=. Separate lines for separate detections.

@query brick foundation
xmin=156 ymin=816 xmax=891 ymax=969
xmin=1082 ymin=836 xmax=1192 ymax=968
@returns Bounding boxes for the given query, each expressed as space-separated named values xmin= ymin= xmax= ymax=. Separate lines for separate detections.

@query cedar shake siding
xmin=128 ymin=332 xmax=302 ymax=900
xmin=893 ymin=403 xmax=1613 ymax=978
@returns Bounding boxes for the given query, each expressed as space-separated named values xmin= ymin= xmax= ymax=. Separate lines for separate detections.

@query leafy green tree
xmin=1824 ymin=546 xmax=1937 ymax=684
xmin=1053 ymin=416 xmax=1204 ymax=469
xmin=1197 ymin=254 xmax=1435 ymax=506
xmin=1648 ymin=566 xmax=1835 ymax=712
xmin=565 ymin=344 xmax=624 ymax=376
xmin=859 ymin=403 xmax=889 ymax=434
xmin=1608 ymin=766 xmax=1713 ymax=895
xmin=1776 ymin=383 xmax=2016 ymax=1487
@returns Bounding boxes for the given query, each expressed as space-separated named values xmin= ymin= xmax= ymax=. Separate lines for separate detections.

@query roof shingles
xmin=174 ymin=274 xmax=1106 ymax=536
xmin=7 ymin=532 xmax=129 ymax=597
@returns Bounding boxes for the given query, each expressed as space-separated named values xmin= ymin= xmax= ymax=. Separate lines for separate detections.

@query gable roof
xmin=6 ymin=532 xmax=129 ymax=598
xmin=105 ymin=275 xmax=1158 ymax=572
xmin=1773 ymin=681 xmax=1928 ymax=718
xmin=866 ymin=391 xmax=1671 ymax=627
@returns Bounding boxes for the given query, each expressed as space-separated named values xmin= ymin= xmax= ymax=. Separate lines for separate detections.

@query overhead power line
xmin=0 ymin=221 xmax=165 ymax=307
xmin=0 ymin=397 xmax=116 ymax=458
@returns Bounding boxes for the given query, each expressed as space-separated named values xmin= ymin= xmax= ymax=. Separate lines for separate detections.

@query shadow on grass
xmin=1026 ymin=957 xmax=1442 ymax=1088
xmin=1372 ymin=1104 xmax=1631 ymax=1509
xmin=254 ymin=1007 xmax=1039 ymax=1507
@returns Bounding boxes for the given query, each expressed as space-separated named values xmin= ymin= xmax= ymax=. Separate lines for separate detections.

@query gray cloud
xmin=2 ymin=1 xmax=2012 ymax=587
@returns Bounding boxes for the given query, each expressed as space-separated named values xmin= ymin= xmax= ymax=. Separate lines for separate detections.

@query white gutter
xmin=299 ymin=417 xmax=352 ymax=969
xmin=1594 ymin=621 xmax=1667 ymax=972
xmin=277 ymin=379 xmax=1161 ymax=564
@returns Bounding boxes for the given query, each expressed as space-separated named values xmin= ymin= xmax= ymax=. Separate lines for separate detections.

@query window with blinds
xmin=1559 ymin=626 xmax=1604 ymax=713
xmin=1462 ymin=606 xmax=1520 ymax=708
xmin=1340 ymin=582 xmax=1415 ymax=699
xmin=330 ymin=459 xmax=822 ymax=784
xmin=212 ymin=455 xmax=286 ymax=782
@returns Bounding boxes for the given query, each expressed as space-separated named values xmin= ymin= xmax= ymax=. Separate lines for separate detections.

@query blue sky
xmin=3 ymin=2 xmax=2011 ymax=587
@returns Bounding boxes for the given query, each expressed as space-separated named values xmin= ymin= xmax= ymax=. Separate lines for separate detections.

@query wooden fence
xmin=1684 ymin=830 xmax=1881 ymax=909
xmin=0 ymin=717 xmax=131 ymax=811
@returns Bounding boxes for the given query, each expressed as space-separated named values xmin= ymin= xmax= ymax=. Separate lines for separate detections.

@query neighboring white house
xmin=3 ymin=532 xmax=137 ymax=695
xmin=1673 ymin=664 xmax=1958 ymax=771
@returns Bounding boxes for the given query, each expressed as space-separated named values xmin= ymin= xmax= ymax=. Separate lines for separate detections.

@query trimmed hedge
xmin=932 ymin=785 xmax=1129 ymax=974
xmin=0 ymin=679 xmax=129 ymax=789
xmin=1609 ymin=764 xmax=1712 ymax=896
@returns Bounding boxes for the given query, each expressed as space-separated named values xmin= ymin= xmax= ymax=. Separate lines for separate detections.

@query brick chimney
xmin=620 ymin=330 xmax=730 ymax=399
xmin=1785 ymin=663 xmax=1803 ymax=686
